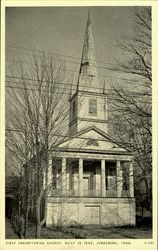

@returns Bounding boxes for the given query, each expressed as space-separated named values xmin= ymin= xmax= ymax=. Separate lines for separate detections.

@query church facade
xmin=46 ymin=13 xmax=136 ymax=227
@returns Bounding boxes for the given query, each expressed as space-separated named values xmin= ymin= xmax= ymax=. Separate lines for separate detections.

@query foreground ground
xmin=6 ymin=217 xmax=152 ymax=239
xmin=5 ymin=218 xmax=19 ymax=239
xmin=25 ymin=225 xmax=152 ymax=239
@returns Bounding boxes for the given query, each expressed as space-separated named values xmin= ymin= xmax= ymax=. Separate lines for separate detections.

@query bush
xmin=51 ymin=225 xmax=87 ymax=239
xmin=71 ymin=228 xmax=87 ymax=239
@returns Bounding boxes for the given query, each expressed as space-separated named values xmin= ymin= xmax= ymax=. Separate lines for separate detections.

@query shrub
xmin=71 ymin=228 xmax=87 ymax=239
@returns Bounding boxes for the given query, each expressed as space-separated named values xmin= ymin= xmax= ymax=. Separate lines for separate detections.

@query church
xmin=46 ymin=13 xmax=136 ymax=227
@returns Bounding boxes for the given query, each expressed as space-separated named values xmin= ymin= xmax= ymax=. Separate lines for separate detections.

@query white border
xmin=0 ymin=1 xmax=157 ymax=250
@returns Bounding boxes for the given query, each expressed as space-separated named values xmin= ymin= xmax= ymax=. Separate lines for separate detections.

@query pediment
xmin=56 ymin=127 xmax=129 ymax=153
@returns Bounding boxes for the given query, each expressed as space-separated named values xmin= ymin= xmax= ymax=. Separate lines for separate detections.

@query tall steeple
xmin=77 ymin=11 xmax=101 ymax=93
xmin=69 ymin=11 xmax=108 ymax=135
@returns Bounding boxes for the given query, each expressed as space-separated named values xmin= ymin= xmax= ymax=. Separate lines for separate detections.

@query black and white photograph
xmin=4 ymin=5 xmax=153 ymax=241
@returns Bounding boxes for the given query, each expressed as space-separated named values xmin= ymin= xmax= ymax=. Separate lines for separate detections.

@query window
xmin=89 ymin=98 xmax=97 ymax=115
xmin=72 ymin=100 xmax=76 ymax=117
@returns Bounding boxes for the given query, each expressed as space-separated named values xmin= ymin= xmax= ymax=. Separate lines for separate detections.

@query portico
xmin=48 ymin=156 xmax=134 ymax=199
xmin=46 ymin=126 xmax=135 ymax=227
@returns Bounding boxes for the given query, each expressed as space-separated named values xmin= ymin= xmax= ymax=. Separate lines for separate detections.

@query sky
xmin=6 ymin=7 xmax=136 ymax=73
xmin=5 ymin=6 xmax=139 ymax=176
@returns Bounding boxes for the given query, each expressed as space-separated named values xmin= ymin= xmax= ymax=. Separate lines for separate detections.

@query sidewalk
xmin=5 ymin=217 xmax=19 ymax=239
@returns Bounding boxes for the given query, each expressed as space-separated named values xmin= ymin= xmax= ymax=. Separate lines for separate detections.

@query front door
xmin=83 ymin=177 xmax=89 ymax=196
xmin=84 ymin=206 xmax=100 ymax=224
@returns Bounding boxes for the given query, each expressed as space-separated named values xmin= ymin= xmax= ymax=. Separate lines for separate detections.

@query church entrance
xmin=83 ymin=177 xmax=90 ymax=196
xmin=84 ymin=205 xmax=100 ymax=224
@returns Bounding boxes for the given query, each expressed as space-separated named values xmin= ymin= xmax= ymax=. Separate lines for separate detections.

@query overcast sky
xmin=5 ymin=6 xmax=138 ymax=175
xmin=5 ymin=6 xmax=148 ymax=175
xmin=6 ymin=7 xmax=136 ymax=68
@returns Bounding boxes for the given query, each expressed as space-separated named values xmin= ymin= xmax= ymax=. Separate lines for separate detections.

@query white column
xmin=73 ymin=173 xmax=78 ymax=195
xmin=101 ymin=159 xmax=106 ymax=197
xmin=61 ymin=157 xmax=66 ymax=195
xmin=95 ymin=166 xmax=101 ymax=196
xmin=79 ymin=158 xmax=83 ymax=197
xmin=69 ymin=163 xmax=72 ymax=195
xmin=47 ymin=157 xmax=53 ymax=196
xmin=66 ymin=163 xmax=70 ymax=193
xmin=129 ymin=161 xmax=134 ymax=197
xmin=117 ymin=160 xmax=123 ymax=197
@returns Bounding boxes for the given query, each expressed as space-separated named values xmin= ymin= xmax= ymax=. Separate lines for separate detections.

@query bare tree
xmin=6 ymin=52 xmax=72 ymax=238
xmin=109 ymin=7 xmax=152 ymax=217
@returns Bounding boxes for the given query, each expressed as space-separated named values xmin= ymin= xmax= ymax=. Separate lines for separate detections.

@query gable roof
xmin=53 ymin=126 xmax=133 ymax=155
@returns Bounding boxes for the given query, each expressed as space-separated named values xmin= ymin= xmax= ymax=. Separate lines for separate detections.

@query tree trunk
xmin=36 ymin=196 xmax=41 ymax=238
xmin=24 ymin=206 xmax=29 ymax=238
xmin=36 ymin=223 xmax=41 ymax=239
xmin=24 ymin=196 xmax=29 ymax=237
xmin=24 ymin=172 xmax=31 ymax=238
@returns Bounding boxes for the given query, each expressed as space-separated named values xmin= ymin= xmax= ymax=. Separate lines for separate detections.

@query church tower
xmin=69 ymin=12 xmax=108 ymax=135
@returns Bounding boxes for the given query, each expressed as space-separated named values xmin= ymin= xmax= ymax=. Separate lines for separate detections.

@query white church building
xmin=46 ymin=13 xmax=136 ymax=227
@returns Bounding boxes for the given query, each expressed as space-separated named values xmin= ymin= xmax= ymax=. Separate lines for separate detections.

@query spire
xmin=79 ymin=11 xmax=98 ymax=77
xmin=77 ymin=11 xmax=101 ymax=92
xmin=69 ymin=11 xmax=108 ymax=136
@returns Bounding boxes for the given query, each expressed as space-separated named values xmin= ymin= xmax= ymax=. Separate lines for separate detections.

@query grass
xmin=7 ymin=215 xmax=152 ymax=239
xmin=24 ymin=222 xmax=152 ymax=239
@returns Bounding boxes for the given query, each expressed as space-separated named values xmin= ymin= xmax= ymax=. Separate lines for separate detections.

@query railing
xmin=51 ymin=189 xmax=130 ymax=198
xmin=121 ymin=190 xmax=130 ymax=197
xmin=51 ymin=189 xmax=101 ymax=197
xmin=106 ymin=189 xmax=117 ymax=197
xmin=51 ymin=189 xmax=79 ymax=196
xmin=83 ymin=189 xmax=102 ymax=197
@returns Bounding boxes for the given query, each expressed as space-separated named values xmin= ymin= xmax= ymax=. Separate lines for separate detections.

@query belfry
xmin=69 ymin=12 xmax=107 ymax=135
xmin=46 ymin=12 xmax=136 ymax=227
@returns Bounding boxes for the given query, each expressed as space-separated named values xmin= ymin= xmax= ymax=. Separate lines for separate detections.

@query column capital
xmin=116 ymin=160 xmax=122 ymax=169
xmin=62 ymin=156 xmax=66 ymax=163
xmin=79 ymin=158 xmax=83 ymax=163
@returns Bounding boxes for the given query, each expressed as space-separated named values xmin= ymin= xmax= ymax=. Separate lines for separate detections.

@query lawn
xmin=24 ymin=224 xmax=152 ymax=239
xmin=7 ymin=215 xmax=152 ymax=239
